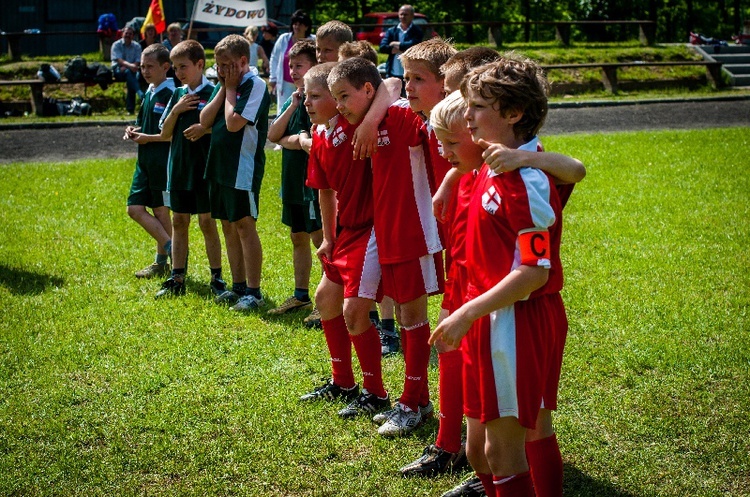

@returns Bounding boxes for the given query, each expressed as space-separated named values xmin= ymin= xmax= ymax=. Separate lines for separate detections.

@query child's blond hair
xmin=327 ymin=56 xmax=381 ymax=90
xmin=461 ymin=53 xmax=549 ymax=141
xmin=338 ymin=41 xmax=378 ymax=64
xmin=429 ymin=90 xmax=466 ymax=134
xmin=143 ymin=43 xmax=171 ymax=65
xmin=170 ymin=39 xmax=205 ymax=64
xmin=167 ymin=22 xmax=182 ymax=34
xmin=244 ymin=25 xmax=259 ymax=41
xmin=215 ymin=34 xmax=251 ymax=60
xmin=316 ymin=20 xmax=354 ymax=45
xmin=400 ymin=37 xmax=457 ymax=78
xmin=304 ymin=62 xmax=337 ymax=91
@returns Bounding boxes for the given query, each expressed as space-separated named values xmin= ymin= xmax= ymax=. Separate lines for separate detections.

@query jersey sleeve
xmin=235 ymin=75 xmax=267 ymax=125
xmin=505 ymin=168 xmax=556 ymax=268
xmin=306 ymin=131 xmax=330 ymax=190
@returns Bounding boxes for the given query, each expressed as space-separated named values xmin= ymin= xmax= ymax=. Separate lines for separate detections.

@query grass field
xmin=1 ymin=128 xmax=749 ymax=496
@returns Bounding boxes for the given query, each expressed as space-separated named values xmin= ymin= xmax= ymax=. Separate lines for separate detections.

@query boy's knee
xmin=197 ymin=214 xmax=216 ymax=232
xmin=290 ymin=231 xmax=309 ymax=247
xmin=343 ymin=300 xmax=373 ymax=335
xmin=127 ymin=205 xmax=143 ymax=219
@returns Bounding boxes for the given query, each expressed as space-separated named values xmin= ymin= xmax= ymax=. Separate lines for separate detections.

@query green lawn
xmin=1 ymin=128 xmax=749 ymax=496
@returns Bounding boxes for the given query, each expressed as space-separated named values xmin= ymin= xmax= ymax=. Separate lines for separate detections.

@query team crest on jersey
xmin=482 ymin=186 xmax=502 ymax=215
xmin=197 ymin=100 xmax=207 ymax=111
xmin=153 ymin=102 xmax=166 ymax=114
xmin=332 ymin=126 xmax=347 ymax=147
xmin=377 ymin=130 xmax=390 ymax=147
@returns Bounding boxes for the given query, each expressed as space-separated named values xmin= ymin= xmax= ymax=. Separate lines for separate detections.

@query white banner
xmin=192 ymin=0 xmax=268 ymax=27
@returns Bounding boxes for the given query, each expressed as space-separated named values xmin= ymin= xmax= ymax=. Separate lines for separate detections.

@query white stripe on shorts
xmin=357 ymin=227 xmax=382 ymax=300
xmin=489 ymin=305 xmax=520 ymax=419
xmin=419 ymin=253 xmax=440 ymax=294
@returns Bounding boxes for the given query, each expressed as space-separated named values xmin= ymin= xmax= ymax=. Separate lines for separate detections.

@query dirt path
xmin=1 ymin=98 xmax=748 ymax=164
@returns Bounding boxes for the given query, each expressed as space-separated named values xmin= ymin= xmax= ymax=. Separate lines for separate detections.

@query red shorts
xmin=380 ymin=253 xmax=444 ymax=304
xmin=322 ymin=226 xmax=383 ymax=301
xmin=441 ymin=262 xmax=467 ymax=313
xmin=462 ymin=293 xmax=567 ymax=428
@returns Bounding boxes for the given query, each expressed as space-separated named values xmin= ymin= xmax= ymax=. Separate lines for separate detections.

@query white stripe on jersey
xmin=237 ymin=124 xmax=260 ymax=190
xmin=489 ymin=305 xmax=520 ymax=419
xmin=409 ymin=144 xmax=443 ymax=255
xmin=358 ymin=227 xmax=382 ymax=300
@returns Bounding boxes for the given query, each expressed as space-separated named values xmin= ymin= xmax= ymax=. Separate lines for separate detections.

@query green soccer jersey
xmin=278 ymin=94 xmax=316 ymax=205
xmin=135 ymin=79 xmax=175 ymax=191
xmin=161 ymin=78 xmax=215 ymax=191
xmin=205 ymin=68 xmax=271 ymax=192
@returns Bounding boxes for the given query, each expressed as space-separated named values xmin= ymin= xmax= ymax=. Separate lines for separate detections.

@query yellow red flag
xmin=141 ymin=0 xmax=166 ymax=37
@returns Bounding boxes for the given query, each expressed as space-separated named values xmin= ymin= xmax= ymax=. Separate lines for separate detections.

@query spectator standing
xmin=260 ymin=24 xmax=278 ymax=62
xmin=244 ymin=25 xmax=270 ymax=75
xmin=269 ymin=10 xmax=315 ymax=112
xmin=111 ymin=25 xmax=144 ymax=114
xmin=379 ymin=5 xmax=423 ymax=95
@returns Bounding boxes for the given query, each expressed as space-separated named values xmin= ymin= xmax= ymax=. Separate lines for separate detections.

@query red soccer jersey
xmin=448 ymin=171 xmax=477 ymax=271
xmin=370 ymin=100 xmax=442 ymax=264
xmin=307 ymin=115 xmax=374 ymax=230
xmin=464 ymin=140 xmax=563 ymax=301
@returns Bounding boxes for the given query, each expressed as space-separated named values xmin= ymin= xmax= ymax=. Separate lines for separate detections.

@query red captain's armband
xmin=518 ymin=229 xmax=551 ymax=267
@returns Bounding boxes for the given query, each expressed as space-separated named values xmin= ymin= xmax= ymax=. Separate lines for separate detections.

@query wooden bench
xmin=540 ymin=60 xmax=724 ymax=93
xmin=0 ymin=78 xmax=121 ymax=116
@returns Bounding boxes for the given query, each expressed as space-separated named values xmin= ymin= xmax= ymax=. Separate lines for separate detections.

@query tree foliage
xmin=298 ymin=0 xmax=749 ymax=43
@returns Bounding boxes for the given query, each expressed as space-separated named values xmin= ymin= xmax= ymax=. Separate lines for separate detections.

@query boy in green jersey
xmin=124 ymin=43 xmax=175 ymax=279
xmin=153 ymin=39 xmax=225 ymax=299
xmin=199 ymin=34 xmax=271 ymax=311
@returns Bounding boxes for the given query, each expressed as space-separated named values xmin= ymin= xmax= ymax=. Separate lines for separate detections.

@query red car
xmin=355 ymin=12 xmax=436 ymax=45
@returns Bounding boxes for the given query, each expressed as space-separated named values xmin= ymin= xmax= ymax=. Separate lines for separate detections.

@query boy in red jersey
xmin=299 ymin=62 xmax=401 ymax=419
xmin=430 ymin=55 xmax=569 ymax=497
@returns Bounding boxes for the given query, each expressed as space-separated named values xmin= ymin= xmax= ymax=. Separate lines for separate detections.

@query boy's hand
xmin=317 ymin=238 xmax=335 ymax=262
xmin=123 ymin=126 xmax=140 ymax=141
xmin=183 ymin=123 xmax=207 ymax=142
xmin=432 ymin=183 xmax=452 ymax=223
xmin=478 ymin=139 xmax=526 ymax=174
xmin=223 ymin=62 xmax=241 ymax=91
xmin=429 ymin=307 xmax=472 ymax=348
xmin=290 ymin=88 xmax=303 ymax=109
xmin=128 ymin=131 xmax=150 ymax=144
xmin=173 ymin=93 xmax=200 ymax=114
xmin=299 ymin=132 xmax=312 ymax=154
xmin=352 ymin=120 xmax=378 ymax=159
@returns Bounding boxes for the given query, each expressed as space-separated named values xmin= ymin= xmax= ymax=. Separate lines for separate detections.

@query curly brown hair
xmin=460 ymin=52 xmax=549 ymax=141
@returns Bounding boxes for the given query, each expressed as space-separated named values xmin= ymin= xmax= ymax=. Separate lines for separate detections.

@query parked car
xmin=355 ymin=12 xmax=437 ymax=45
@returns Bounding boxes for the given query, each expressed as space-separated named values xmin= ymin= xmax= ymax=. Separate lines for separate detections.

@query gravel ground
xmin=0 ymin=97 xmax=748 ymax=164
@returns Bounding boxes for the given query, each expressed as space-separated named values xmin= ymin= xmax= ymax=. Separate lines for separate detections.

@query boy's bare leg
xmin=315 ymin=274 xmax=344 ymax=320
xmin=198 ymin=213 xmax=222 ymax=269
xmin=310 ymin=229 xmax=323 ymax=249
xmin=291 ymin=231 xmax=312 ymax=290
xmin=379 ymin=296 xmax=395 ymax=320
xmin=127 ymin=205 xmax=171 ymax=253
xmin=234 ymin=216 xmax=262 ymax=289
xmin=221 ymin=220 xmax=245 ymax=284
xmin=466 ymin=417 xmax=494 ymax=494
xmin=171 ymin=212 xmax=191 ymax=270
xmin=485 ymin=417 xmax=533 ymax=493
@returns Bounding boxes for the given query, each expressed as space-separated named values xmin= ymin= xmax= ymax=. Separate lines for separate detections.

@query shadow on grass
xmin=0 ymin=264 xmax=65 ymax=295
xmin=564 ymin=465 xmax=635 ymax=496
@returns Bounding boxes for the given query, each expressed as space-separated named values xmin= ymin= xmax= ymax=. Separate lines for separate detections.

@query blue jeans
xmin=113 ymin=66 xmax=143 ymax=113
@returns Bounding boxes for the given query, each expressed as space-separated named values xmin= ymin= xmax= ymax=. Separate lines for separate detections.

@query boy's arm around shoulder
xmin=351 ymin=78 xmax=402 ymax=159
xmin=478 ymin=139 xmax=586 ymax=184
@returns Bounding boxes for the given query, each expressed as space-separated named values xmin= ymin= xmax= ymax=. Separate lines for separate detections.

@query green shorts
xmin=282 ymin=201 xmax=322 ymax=234
xmin=209 ymin=180 xmax=260 ymax=222
xmin=127 ymin=165 xmax=167 ymax=208
xmin=169 ymin=181 xmax=211 ymax=215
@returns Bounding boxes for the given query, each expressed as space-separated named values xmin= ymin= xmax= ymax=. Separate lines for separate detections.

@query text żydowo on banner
xmin=191 ymin=0 xmax=267 ymax=28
